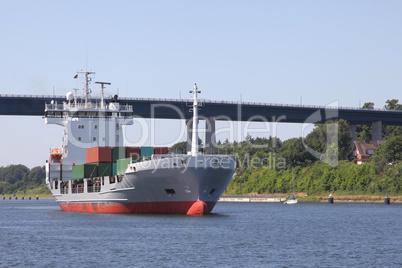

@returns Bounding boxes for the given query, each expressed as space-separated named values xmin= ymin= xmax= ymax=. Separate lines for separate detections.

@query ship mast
xmin=77 ymin=70 xmax=95 ymax=107
xmin=190 ymin=83 xmax=201 ymax=156
xmin=95 ymin=81 xmax=111 ymax=109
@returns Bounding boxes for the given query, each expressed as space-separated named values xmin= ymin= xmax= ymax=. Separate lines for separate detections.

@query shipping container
xmin=86 ymin=147 xmax=112 ymax=163
xmin=154 ymin=147 xmax=169 ymax=154
xmin=112 ymin=163 xmax=117 ymax=176
xmin=141 ymin=146 xmax=154 ymax=158
xmin=97 ymin=162 xmax=113 ymax=177
xmin=116 ymin=158 xmax=132 ymax=175
xmin=72 ymin=164 xmax=98 ymax=179
xmin=112 ymin=147 xmax=126 ymax=162
xmin=126 ymin=147 xmax=141 ymax=158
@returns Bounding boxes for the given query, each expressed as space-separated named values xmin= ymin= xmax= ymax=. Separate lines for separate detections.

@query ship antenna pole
xmin=78 ymin=70 xmax=95 ymax=107
xmin=85 ymin=71 xmax=89 ymax=107
xmin=95 ymin=81 xmax=111 ymax=109
xmin=190 ymin=83 xmax=201 ymax=156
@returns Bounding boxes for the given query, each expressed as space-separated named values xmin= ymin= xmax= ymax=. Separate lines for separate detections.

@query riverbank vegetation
xmin=222 ymin=100 xmax=402 ymax=197
xmin=0 ymin=165 xmax=49 ymax=196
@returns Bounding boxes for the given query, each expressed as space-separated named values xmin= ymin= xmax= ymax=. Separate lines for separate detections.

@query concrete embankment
xmin=219 ymin=195 xmax=286 ymax=203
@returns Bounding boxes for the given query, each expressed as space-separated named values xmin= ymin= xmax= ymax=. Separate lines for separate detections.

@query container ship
xmin=45 ymin=71 xmax=236 ymax=215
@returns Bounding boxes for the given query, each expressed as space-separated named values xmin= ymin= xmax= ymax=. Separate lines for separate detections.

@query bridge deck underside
xmin=1 ymin=96 xmax=402 ymax=126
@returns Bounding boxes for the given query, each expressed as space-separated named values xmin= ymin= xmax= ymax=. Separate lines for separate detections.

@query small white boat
xmin=284 ymin=195 xmax=298 ymax=204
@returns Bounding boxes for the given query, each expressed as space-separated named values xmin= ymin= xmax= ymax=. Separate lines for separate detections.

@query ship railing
xmin=60 ymin=187 xmax=68 ymax=194
xmin=87 ymin=185 xmax=101 ymax=193
xmin=44 ymin=102 xmax=133 ymax=111
xmin=72 ymin=185 xmax=84 ymax=194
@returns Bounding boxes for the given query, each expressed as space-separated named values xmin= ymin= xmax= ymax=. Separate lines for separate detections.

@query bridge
xmin=1 ymin=94 xmax=402 ymax=152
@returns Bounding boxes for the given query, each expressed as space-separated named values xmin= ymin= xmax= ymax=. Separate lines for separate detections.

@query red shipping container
xmin=86 ymin=147 xmax=112 ymax=163
xmin=126 ymin=147 xmax=141 ymax=158
xmin=154 ymin=147 xmax=169 ymax=154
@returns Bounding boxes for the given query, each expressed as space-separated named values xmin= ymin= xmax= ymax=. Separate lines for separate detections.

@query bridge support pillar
xmin=186 ymin=119 xmax=193 ymax=154
xmin=349 ymin=124 xmax=357 ymax=146
xmin=205 ymin=117 xmax=216 ymax=154
xmin=372 ymin=121 xmax=382 ymax=140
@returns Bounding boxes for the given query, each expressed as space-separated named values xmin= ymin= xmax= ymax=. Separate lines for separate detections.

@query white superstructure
xmin=44 ymin=71 xmax=133 ymax=165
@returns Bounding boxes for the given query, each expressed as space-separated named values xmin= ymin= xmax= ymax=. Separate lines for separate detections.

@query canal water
xmin=0 ymin=199 xmax=400 ymax=267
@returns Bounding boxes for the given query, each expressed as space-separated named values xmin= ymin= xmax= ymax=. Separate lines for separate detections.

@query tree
xmin=383 ymin=99 xmax=402 ymax=139
xmin=280 ymin=138 xmax=314 ymax=168
xmin=362 ymin=102 xmax=375 ymax=109
xmin=356 ymin=102 xmax=374 ymax=141
xmin=170 ymin=138 xmax=204 ymax=154
xmin=384 ymin=99 xmax=402 ymax=110
xmin=170 ymin=141 xmax=187 ymax=154
xmin=304 ymin=119 xmax=351 ymax=163
xmin=384 ymin=136 xmax=402 ymax=163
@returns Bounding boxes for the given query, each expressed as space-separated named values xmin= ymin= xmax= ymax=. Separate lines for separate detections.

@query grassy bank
xmin=2 ymin=185 xmax=52 ymax=199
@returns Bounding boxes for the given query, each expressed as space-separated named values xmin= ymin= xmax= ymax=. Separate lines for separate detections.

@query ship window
xmin=78 ymin=137 xmax=81 ymax=141
xmin=93 ymin=137 xmax=96 ymax=141
xmin=209 ymin=189 xmax=216 ymax=195
xmin=54 ymin=180 xmax=58 ymax=189
xmin=102 ymin=137 xmax=105 ymax=141
xmin=94 ymin=125 xmax=98 ymax=129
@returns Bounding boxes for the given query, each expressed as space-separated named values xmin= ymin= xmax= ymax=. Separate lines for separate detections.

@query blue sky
xmin=1 ymin=1 xmax=401 ymax=168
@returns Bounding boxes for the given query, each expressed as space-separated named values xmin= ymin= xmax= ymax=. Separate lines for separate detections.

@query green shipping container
xmin=112 ymin=163 xmax=117 ymax=176
xmin=112 ymin=147 xmax=126 ymax=162
xmin=141 ymin=147 xmax=154 ymax=158
xmin=72 ymin=164 xmax=98 ymax=179
xmin=116 ymin=158 xmax=132 ymax=175
xmin=97 ymin=162 xmax=112 ymax=177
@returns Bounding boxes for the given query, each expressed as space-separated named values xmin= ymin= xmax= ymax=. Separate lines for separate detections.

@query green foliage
xmin=0 ymin=165 xmax=45 ymax=194
xmin=383 ymin=99 xmax=402 ymax=140
xmin=356 ymin=99 xmax=402 ymax=140
xmin=356 ymin=102 xmax=374 ymax=141
xmin=226 ymin=161 xmax=400 ymax=196
xmin=280 ymin=138 xmax=314 ymax=168
xmin=304 ymin=119 xmax=351 ymax=163
xmin=170 ymin=141 xmax=187 ymax=154
xmin=170 ymin=138 xmax=203 ymax=154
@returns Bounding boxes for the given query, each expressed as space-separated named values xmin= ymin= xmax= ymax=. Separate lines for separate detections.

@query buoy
xmin=29 ymin=196 xmax=31 ymax=200
xmin=384 ymin=195 xmax=390 ymax=205
xmin=328 ymin=194 xmax=334 ymax=204
xmin=9 ymin=196 xmax=11 ymax=200
xmin=22 ymin=197 xmax=24 ymax=200
xmin=15 ymin=196 xmax=18 ymax=200
xmin=36 ymin=195 xmax=39 ymax=200
xmin=187 ymin=200 xmax=208 ymax=216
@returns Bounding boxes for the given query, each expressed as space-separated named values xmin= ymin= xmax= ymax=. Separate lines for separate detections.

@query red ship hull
xmin=58 ymin=201 xmax=217 ymax=215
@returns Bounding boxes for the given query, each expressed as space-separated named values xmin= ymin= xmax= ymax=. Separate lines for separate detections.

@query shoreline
xmin=220 ymin=194 xmax=401 ymax=204
xmin=2 ymin=194 xmax=401 ymax=204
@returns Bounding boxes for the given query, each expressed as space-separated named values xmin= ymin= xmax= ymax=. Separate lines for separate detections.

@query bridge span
xmin=1 ymin=94 xmax=401 ymax=151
